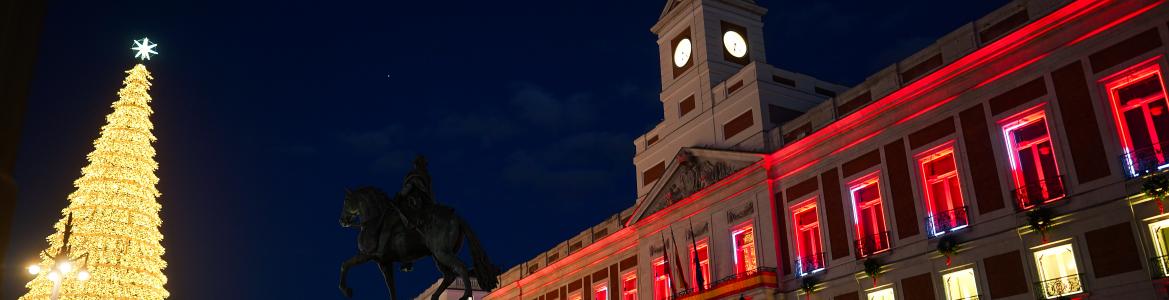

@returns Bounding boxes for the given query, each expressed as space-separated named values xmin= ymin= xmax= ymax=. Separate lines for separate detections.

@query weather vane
xmin=131 ymin=37 xmax=158 ymax=60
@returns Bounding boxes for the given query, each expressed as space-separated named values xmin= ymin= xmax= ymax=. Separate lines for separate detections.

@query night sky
xmin=4 ymin=0 xmax=1009 ymax=298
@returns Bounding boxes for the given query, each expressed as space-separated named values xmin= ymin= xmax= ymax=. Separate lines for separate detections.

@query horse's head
xmin=339 ymin=188 xmax=362 ymax=228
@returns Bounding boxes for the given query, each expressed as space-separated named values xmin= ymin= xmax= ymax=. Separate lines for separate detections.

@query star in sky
xmin=132 ymin=37 xmax=158 ymax=60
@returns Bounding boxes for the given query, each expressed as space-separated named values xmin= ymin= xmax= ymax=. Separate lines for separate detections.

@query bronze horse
xmin=339 ymin=187 xmax=498 ymax=300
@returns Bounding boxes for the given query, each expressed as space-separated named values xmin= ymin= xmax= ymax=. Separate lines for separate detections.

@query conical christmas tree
xmin=21 ymin=38 xmax=168 ymax=300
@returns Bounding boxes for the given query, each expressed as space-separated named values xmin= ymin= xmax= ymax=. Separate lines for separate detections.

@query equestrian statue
xmin=338 ymin=155 xmax=499 ymax=300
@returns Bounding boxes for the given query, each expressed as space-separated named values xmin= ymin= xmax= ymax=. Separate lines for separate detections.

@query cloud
xmin=501 ymin=131 xmax=633 ymax=199
xmin=509 ymin=83 xmax=597 ymax=129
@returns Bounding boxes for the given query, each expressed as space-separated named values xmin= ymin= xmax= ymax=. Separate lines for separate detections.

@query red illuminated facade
xmin=484 ymin=1 xmax=1169 ymax=300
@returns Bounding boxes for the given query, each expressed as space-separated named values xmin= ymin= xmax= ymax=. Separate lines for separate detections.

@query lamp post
xmin=26 ymin=214 xmax=90 ymax=300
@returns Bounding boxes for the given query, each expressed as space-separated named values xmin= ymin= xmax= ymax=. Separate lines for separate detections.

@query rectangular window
xmin=792 ymin=199 xmax=825 ymax=275
xmin=689 ymin=239 xmax=711 ymax=290
xmin=867 ymin=287 xmax=896 ymax=300
xmin=942 ymin=268 xmax=979 ymax=300
xmin=1034 ymin=244 xmax=1083 ymax=299
xmin=1106 ymin=63 xmax=1169 ymax=177
xmin=594 ymin=283 xmax=609 ymax=300
xmin=569 ymin=292 xmax=582 ymax=300
xmin=1003 ymin=108 xmax=1066 ymax=209
xmin=621 ymin=272 xmax=637 ymax=300
xmin=652 ymin=257 xmax=671 ymax=300
xmin=1149 ymin=219 xmax=1169 ymax=277
xmin=851 ymin=173 xmax=890 ymax=257
xmin=732 ymin=223 xmax=758 ymax=274
xmin=918 ymin=144 xmax=969 ymax=236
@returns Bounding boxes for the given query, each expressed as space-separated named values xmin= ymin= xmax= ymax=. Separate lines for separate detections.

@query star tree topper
xmin=132 ymin=37 xmax=158 ymax=60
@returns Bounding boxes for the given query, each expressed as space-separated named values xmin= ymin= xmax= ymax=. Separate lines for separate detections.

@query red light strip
xmin=765 ymin=0 xmax=1157 ymax=172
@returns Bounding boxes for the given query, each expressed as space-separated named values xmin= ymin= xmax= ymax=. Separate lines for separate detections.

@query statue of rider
xmin=398 ymin=155 xmax=435 ymax=213
xmin=394 ymin=154 xmax=435 ymax=271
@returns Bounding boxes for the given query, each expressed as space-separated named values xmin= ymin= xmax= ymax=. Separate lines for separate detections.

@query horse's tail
xmin=459 ymin=216 xmax=499 ymax=291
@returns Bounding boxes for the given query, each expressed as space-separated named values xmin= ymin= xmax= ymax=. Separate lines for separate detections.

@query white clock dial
xmin=673 ymin=38 xmax=693 ymax=68
xmin=723 ymin=31 xmax=747 ymax=58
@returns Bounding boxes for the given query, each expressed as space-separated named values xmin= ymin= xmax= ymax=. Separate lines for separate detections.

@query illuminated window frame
xmin=594 ymin=281 xmax=610 ymax=300
xmin=689 ymin=238 xmax=711 ymax=290
xmin=850 ymin=172 xmax=891 ymax=257
xmin=1149 ymin=218 xmax=1169 ymax=277
xmin=1103 ymin=58 xmax=1169 ymax=177
xmin=916 ymin=142 xmax=969 ymax=236
xmin=651 ymin=256 xmax=672 ymax=300
xmin=791 ymin=198 xmax=826 ymax=276
xmin=569 ymin=291 xmax=582 ymax=300
xmin=866 ymin=286 xmax=896 ymax=300
xmin=620 ymin=271 xmax=637 ymax=300
xmin=941 ymin=267 xmax=979 ymax=300
xmin=1001 ymin=105 xmax=1066 ymax=209
xmin=731 ymin=221 xmax=759 ymax=274
xmin=1032 ymin=242 xmax=1083 ymax=299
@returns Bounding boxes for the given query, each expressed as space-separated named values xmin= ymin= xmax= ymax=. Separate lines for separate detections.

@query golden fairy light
xmin=21 ymin=38 xmax=169 ymax=300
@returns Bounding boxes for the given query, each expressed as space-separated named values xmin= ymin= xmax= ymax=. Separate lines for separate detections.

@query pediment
xmin=629 ymin=147 xmax=762 ymax=225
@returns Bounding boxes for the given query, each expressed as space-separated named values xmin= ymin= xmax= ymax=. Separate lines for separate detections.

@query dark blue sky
xmin=4 ymin=0 xmax=1008 ymax=298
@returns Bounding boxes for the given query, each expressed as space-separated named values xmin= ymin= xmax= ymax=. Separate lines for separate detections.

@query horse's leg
xmin=377 ymin=261 xmax=398 ymax=300
xmin=339 ymin=254 xmax=372 ymax=298
xmin=432 ymin=250 xmax=473 ymax=300
xmin=430 ymin=264 xmax=457 ymax=300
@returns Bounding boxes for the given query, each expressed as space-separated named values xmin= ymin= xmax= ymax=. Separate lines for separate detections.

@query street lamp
xmin=26 ymin=214 xmax=90 ymax=300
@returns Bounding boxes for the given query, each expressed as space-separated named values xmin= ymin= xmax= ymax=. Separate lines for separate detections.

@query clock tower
xmin=633 ymin=0 xmax=845 ymax=199
xmin=654 ymin=0 xmax=767 ymax=89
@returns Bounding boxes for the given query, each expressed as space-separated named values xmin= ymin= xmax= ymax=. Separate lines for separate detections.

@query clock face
xmin=723 ymin=31 xmax=747 ymax=58
xmin=673 ymin=38 xmax=693 ymax=68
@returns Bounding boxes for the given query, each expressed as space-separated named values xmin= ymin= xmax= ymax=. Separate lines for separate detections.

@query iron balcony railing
xmin=1012 ymin=176 xmax=1066 ymax=210
xmin=1035 ymin=274 xmax=1083 ymax=299
xmin=1121 ymin=144 xmax=1167 ymax=178
xmin=794 ymin=252 xmax=826 ymax=276
xmin=854 ymin=231 xmax=891 ymax=258
xmin=926 ymin=206 xmax=970 ymax=237
xmin=1150 ymin=255 xmax=1169 ymax=278
xmin=672 ymin=267 xmax=777 ymax=299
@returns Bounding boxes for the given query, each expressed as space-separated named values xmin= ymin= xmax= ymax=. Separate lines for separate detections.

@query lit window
xmin=792 ymin=198 xmax=825 ymax=275
xmin=1150 ymin=219 xmax=1169 ymax=276
xmin=652 ymin=257 xmax=671 ymax=300
xmin=621 ymin=272 xmax=637 ymax=300
xmin=867 ymin=287 xmax=896 ymax=300
xmin=1033 ymin=244 xmax=1083 ymax=299
xmin=851 ymin=173 xmax=890 ymax=257
xmin=732 ymin=222 xmax=758 ymax=274
xmin=1003 ymin=108 xmax=1066 ymax=209
xmin=918 ymin=145 xmax=969 ymax=236
xmin=569 ymin=292 xmax=582 ymax=300
xmin=689 ymin=239 xmax=711 ymax=290
xmin=1106 ymin=63 xmax=1169 ymax=176
xmin=594 ymin=283 xmax=609 ymax=300
xmin=942 ymin=268 xmax=979 ymax=300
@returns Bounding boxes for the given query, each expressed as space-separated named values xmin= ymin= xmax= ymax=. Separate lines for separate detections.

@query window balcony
xmin=1121 ymin=144 xmax=1169 ymax=178
xmin=926 ymin=206 xmax=970 ymax=237
xmin=854 ymin=231 xmax=891 ymax=258
xmin=672 ymin=267 xmax=777 ymax=300
xmin=1035 ymin=274 xmax=1083 ymax=299
xmin=1012 ymin=176 xmax=1066 ymax=210
xmin=794 ymin=252 xmax=826 ymax=276
xmin=1151 ymin=255 xmax=1169 ymax=278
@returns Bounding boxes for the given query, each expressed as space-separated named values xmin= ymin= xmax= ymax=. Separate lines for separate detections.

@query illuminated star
xmin=132 ymin=37 xmax=159 ymax=60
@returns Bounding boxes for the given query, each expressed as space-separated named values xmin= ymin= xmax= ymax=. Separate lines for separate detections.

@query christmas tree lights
xmin=21 ymin=38 xmax=168 ymax=300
